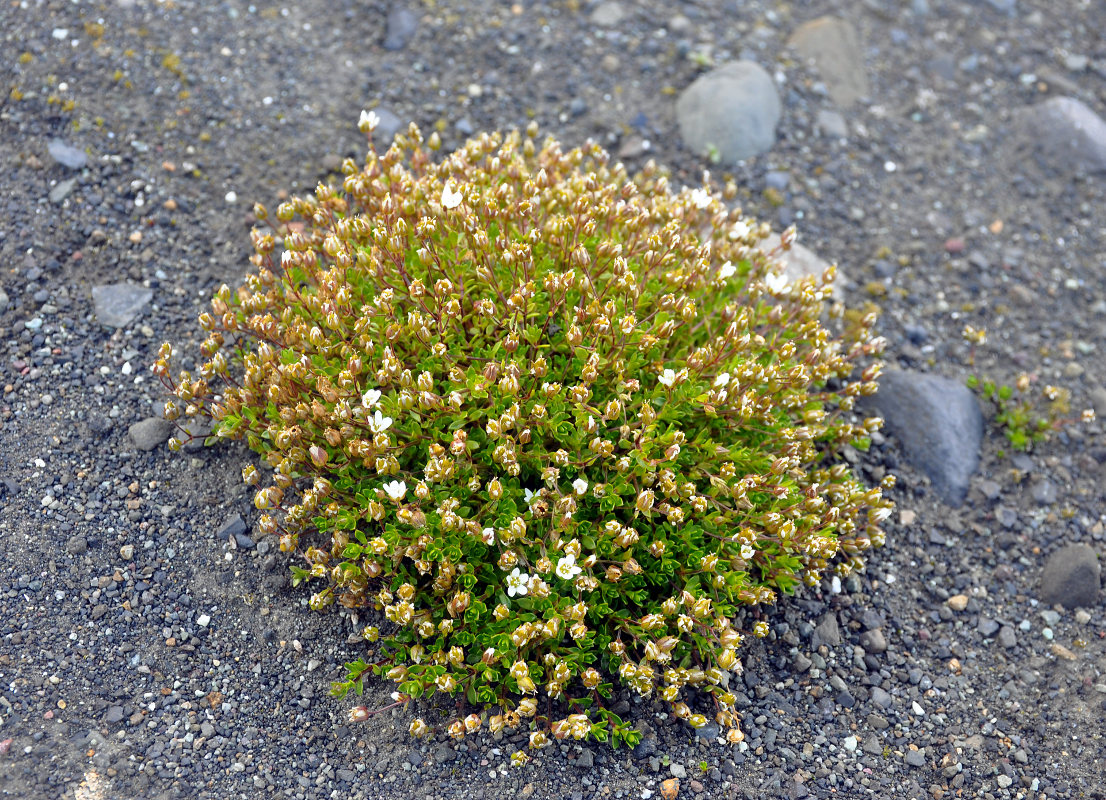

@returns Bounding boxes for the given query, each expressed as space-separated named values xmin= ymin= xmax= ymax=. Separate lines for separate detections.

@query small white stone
xmin=883 ymin=160 xmax=897 ymax=172
xmin=52 ymin=28 xmax=69 ymax=40
xmin=912 ymin=701 xmax=924 ymax=716
xmin=1075 ymin=609 xmax=1092 ymax=624
xmin=225 ymin=191 xmax=237 ymax=204
xmin=197 ymin=614 xmax=211 ymax=627
xmin=843 ymin=735 xmax=858 ymax=752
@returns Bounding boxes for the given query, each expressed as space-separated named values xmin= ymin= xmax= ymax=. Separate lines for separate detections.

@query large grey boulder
xmin=676 ymin=61 xmax=780 ymax=164
xmin=863 ymin=370 xmax=982 ymax=507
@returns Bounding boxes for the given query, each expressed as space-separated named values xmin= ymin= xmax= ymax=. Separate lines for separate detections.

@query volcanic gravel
xmin=2 ymin=1 xmax=1105 ymax=799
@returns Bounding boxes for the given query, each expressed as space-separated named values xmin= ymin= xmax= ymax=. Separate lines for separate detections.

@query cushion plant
xmin=155 ymin=117 xmax=892 ymax=754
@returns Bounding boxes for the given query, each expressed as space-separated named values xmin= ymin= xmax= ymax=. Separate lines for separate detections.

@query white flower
xmin=506 ymin=567 xmax=529 ymax=597
xmin=658 ymin=368 xmax=677 ymax=387
xmin=718 ymin=261 xmax=736 ymax=280
xmin=369 ymin=409 xmax=393 ymax=433
xmin=440 ymin=181 xmax=463 ymax=210
xmin=555 ymin=554 xmax=583 ymax=581
xmin=740 ymin=544 xmax=755 ymax=560
xmin=870 ymin=507 xmax=892 ymax=523
xmin=764 ymin=271 xmax=789 ymax=293
xmin=729 ymin=219 xmax=751 ymax=240
xmin=482 ymin=527 xmax=496 ymax=545
xmin=690 ymin=187 xmax=712 ymax=209
xmin=383 ymin=480 xmax=407 ymax=501
xmin=714 ymin=372 xmax=731 ymax=388
xmin=524 ymin=488 xmax=537 ymax=506
xmin=572 ymin=478 xmax=588 ymax=496
xmin=358 ymin=109 xmax=380 ymax=133
xmin=361 ymin=389 xmax=382 ymax=408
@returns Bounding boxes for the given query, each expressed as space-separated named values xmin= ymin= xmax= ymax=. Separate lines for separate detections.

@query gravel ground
xmin=2 ymin=1 xmax=1106 ymax=799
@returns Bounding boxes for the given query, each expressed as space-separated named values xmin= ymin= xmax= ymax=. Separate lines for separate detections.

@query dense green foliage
xmin=156 ymin=121 xmax=892 ymax=752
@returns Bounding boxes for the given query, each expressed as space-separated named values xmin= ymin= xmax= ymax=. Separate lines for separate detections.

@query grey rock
xmin=1032 ymin=479 xmax=1057 ymax=505
xmin=998 ymin=626 xmax=1017 ymax=649
xmin=862 ymin=734 xmax=883 ymax=754
xmin=869 ymin=686 xmax=892 ymax=709
xmin=1090 ymin=387 xmax=1106 ymax=420
xmin=405 ymin=747 xmax=423 ymax=767
xmin=694 ymin=721 xmax=720 ymax=740
xmin=0 ymin=287 xmax=8 ymax=314
xmin=65 ymin=536 xmax=88 ymax=556
xmin=904 ymin=748 xmax=926 ymax=768
xmin=383 ymin=5 xmax=417 ymax=51
xmin=590 ymin=1 xmax=625 ymax=26
xmin=815 ymin=109 xmax=848 ymax=139
xmin=1039 ymin=544 xmax=1101 ymax=609
xmin=336 ymin=769 xmax=355 ymax=782
xmin=575 ymin=747 xmax=595 ymax=768
xmin=811 ymin=614 xmax=841 ymax=649
xmin=234 ymin=532 xmax=255 ymax=550
xmin=92 ymin=283 xmax=153 ymax=328
xmin=788 ymin=17 xmax=869 ymax=108
xmin=49 ymin=178 xmax=78 ymax=204
xmin=978 ymin=618 xmax=1000 ymax=637
xmin=105 ymin=706 xmax=124 ymax=723
xmin=217 ymin=514 xmax=248 ymax=542
xmin=432 ymin=743 xmax=457 ymax=762
xmin=48 ymin=138 xmax=88 ymax=169
xmin=862 ymin=370 xmax=982 ymax=507
xmin=129 ymin=417 xmax=172 ymax=451
xmin=669 ymin=762 xmax=687 ymax=779
xmin=981 ymin=0 xmax=1016 ymax=14
xmin=676 ymin=61 xmax=781 ymax=164
xmin=859 ymin=628 xmax=888 ymax=654
xmin=793 ymin=653 xmax=812 ymax=672
xmin=867 ymin=713 xmax=889 ymax=730
xmin=1012 ymin=97 xmax=1106 ymax=174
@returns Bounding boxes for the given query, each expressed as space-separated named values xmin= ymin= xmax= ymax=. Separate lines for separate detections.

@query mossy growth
xmin=155 ymin=119 xmax=892 ymax=752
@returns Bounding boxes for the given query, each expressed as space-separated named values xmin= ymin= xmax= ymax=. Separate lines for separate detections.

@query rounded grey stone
xmin=676 ymin=61 xmax=780 ymax=164
xmin=1039 ymin=543 xmax=1101 ymax=609
xmin=1012 ymin=96 xmax=1106 ymax=174
xmin=129 ymin=417 xmax=172 ymax=451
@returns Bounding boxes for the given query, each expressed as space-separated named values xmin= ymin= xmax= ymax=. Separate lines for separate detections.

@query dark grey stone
xmin=383 ymin=5 xmax=417 ymax=51
xmin=859 ymin=628 xmax=888 ymax=654
xmin=129 ymin=417 xmax=171 ymax=451
xmin=216 ymin=514 xmax=248 ymax=542
xmin=105 ymin=706 xmax=124 ymax=723
xmin=904 ymin=748 xmax=926 ymax=768
xmin=1039 ymin=544 xmax=1101 ymax=609
xmin=65 ymin=536 xmax=88 ymax=556
xmin=811 ymin=614 xmax=841 ymax=649
xmin=862 ymin=370 xmax=982 ymax=506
